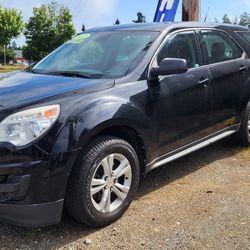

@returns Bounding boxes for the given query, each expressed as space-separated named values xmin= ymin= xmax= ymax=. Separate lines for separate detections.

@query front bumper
xmin=0 ymin=143 xmax=81 ymax=227
xmin=0 ymin=199 xmax=64 ymax=227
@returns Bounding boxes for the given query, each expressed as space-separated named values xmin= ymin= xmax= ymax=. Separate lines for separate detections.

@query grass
xmin=0 ymin=65 xmax=25 ymax=73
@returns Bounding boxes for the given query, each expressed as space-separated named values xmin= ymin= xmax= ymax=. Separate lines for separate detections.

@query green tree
xmin=114 ymin=19 xmax=120 ymax=25
xmin=233 ymin=17 xmax=238 ymax=25
xmin=133 ymin=12 xmax=146 ymax=23
xmin=239 ymin=12 xmax=250 ymax=28
xmin=0 ymin=46 xmax=15 ymax=64
xmin=0 ymin=6 xmax=24 ymax=46
xmin=23 ymin=1 xmax=75 ymax=62
xmin=222 ymin=14 xmax=231 ymax=24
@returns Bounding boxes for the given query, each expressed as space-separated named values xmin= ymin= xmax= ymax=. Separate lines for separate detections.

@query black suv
xmin=1 ymin=22 xmax=250 ymax=227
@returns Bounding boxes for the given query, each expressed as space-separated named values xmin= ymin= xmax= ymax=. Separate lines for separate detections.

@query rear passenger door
xmin=199 ymin=30 xmax=247 ymax=131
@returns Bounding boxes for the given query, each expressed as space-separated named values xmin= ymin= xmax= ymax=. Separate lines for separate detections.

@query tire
xmin=65 ymin=136 xmax=140 ymax=227
xmin=233 ymin=101 xmax=250 ymax=147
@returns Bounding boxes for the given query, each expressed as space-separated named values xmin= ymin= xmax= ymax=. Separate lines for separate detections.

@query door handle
xmin=240 ymin=65 xmax=247 ymax=73
xmin=198 ymin=77 xmax=210 ymax=87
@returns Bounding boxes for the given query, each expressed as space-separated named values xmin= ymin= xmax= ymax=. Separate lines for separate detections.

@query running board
xmin=149 ymin=130 xmax=236 ymax=171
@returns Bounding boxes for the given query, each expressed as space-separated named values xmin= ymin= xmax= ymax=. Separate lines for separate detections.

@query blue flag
xmin=154 ymin=0 xmax=180 ymax=22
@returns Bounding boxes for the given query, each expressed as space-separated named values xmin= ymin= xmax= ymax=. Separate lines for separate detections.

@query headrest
xmin=167 ymin=38 xmax=190 ymax=58
xmin=211 ymin=42 xmax=225 ymax=58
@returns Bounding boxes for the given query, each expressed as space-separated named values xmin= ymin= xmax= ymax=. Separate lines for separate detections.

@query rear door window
xmin=200 ymin=30 xmax=243 ymax=65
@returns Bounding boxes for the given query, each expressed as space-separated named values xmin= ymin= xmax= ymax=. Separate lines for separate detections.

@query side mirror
xmin=151 ymin=58 xmax=188 ymax=78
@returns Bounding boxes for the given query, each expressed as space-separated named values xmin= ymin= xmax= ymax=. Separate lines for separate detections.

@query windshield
xmin=235 ymin=31 xmax=250 ymax=43
xmin=33 ymin=31 xmax=158 ymax=79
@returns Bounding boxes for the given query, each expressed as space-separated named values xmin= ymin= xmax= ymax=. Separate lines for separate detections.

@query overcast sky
xmin=1 ymin=0 xmax=250 ymax=46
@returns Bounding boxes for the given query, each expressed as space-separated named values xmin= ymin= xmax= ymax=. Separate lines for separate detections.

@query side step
xmin=149 ymin=130 xmax=236 ymax=171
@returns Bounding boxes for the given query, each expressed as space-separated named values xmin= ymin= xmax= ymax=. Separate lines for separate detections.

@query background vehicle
xmin=0 ymin=22 xmax=250 ymax=227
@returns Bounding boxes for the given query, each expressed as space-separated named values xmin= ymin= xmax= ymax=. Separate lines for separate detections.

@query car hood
xmin=0 ymin=71 xmax=114 ymax=110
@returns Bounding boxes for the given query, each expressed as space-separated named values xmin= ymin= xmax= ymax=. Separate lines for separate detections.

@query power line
xmin=73 ymin=0 xmax=89 ymax=21
xmin=201 ymin=6 xmax=211 ymax=22
xmin=72 ymin=0 xmax=82 ymax=17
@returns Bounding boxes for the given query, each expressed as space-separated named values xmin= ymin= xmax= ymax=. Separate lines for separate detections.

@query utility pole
xmin=3 ymin=45 xmax=6 ymax=65
xmin=182 ymin=0 xmax=200 ymax=21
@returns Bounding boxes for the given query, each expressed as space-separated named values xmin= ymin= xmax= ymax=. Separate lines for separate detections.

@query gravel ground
xmin=0 ymin=138 xmax=249 ymax=250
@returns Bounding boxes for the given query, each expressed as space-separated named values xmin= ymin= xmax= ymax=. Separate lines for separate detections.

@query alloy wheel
xmin=90 ymin=153 xmax=132 ymax=213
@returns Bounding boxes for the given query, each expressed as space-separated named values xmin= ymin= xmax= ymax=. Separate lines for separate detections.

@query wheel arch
xmin=75 ymin=124 xmax=147 ymax=177
xmin=94 ymin=125 xmax=147 ymax=176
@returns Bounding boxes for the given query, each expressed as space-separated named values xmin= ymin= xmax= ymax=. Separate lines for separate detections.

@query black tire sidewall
xmin=79 ymin=138 xmax=140 ymax=226
xmin=244 ymin=103 xmax=250 ymax=143
xmin=237 ymin=102 xmax=250 ymax=146
xmin=244 ymin=112 xmax=250 ymax=144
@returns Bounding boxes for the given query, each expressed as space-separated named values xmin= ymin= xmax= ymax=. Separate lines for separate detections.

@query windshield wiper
xmin=24 ymin=62 xmax=38 ymax=73
xmin=45 ymin=71 xmax=93 ymax=79
xmin=27 ymin=68 xmax=39 ymax=74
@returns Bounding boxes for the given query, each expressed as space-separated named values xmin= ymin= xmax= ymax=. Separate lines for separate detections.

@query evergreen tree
xmin=82 ymin=24 xmax=86 ymax=32
xmin=222 ymin=14 xmax=231 ymax=24
xmin=114 ymin=19 xmax=120 ymax=25
xmin=239 ymin=12 xmax=250 ymax=28
xmin=133 ymin=12 xmax=146 ymax=23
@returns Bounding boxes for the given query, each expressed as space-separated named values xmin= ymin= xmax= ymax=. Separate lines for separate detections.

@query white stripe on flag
xmin=160 ymin=0 xmax=175 ymax=12
xmin=160 ymin=13 xmax=165 ymax=22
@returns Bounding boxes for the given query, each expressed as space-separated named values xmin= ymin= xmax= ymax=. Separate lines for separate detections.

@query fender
xmin=41 ymin=86 xmax=157 ymax=164
xmin=72 ymin=96 xmax=155 ymax=162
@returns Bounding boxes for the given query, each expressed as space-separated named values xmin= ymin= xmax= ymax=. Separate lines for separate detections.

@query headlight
xmin=0 ymin=105 xmax=60 ymax=146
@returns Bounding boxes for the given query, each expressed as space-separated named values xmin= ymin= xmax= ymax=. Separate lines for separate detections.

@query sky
xmin=1 ymin=0 xmax=250 ymax=46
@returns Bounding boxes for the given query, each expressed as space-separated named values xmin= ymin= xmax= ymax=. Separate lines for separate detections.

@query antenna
xmin=204 ymin=7 xmax=210 ymax=22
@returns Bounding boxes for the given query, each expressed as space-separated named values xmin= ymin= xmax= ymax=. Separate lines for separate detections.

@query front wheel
xmin=233 ymin=102 xmax=250 ymax=147
xmin=65 ymin=136 xmax=140 ymax=227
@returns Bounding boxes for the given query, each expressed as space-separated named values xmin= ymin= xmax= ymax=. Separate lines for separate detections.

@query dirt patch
xmin=0 ymin=138 xmax=249 ymax=250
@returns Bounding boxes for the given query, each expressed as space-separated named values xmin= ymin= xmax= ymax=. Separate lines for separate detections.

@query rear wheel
xmin=65 ymin=136 xmax=140 ymax=227
xmin=233 ymin=102 xmax=250 ymax=147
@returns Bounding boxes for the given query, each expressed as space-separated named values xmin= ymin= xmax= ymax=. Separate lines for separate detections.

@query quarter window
xmin=157 ymin=31 xmax=200 ymax=69
xmin=200 ymin=31 xmax=243 ymax=65
xmin=235 ymin=31 xmax=250 ymax=43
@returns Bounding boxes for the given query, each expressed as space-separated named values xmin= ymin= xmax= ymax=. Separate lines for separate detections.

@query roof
xmin=86 ymin=22 xmax=249 ymax=33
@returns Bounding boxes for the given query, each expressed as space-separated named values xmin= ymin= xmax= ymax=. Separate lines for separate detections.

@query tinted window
xmin=201 ymin=31 xmax=243 ymax=65
xmin=157 ymin=31 xmax=200 ymax=69
xmin=235 ymin=31 xmax=250 ymax=43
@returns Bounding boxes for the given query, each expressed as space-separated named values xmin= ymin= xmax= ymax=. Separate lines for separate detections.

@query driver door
xmin=151 ymin=30 xmax=213 ymax=157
